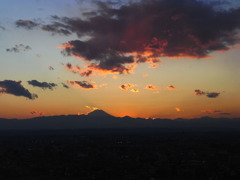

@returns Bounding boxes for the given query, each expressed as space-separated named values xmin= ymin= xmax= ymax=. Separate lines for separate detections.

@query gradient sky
xmin=0 ymin=0 xmax=240 ymax=119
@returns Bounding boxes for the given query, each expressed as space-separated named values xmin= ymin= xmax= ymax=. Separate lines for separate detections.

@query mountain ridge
xmin=0 ymin=110 xmax=239 ymax=130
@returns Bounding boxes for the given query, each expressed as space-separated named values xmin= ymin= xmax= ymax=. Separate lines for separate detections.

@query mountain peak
xmin=87 ymin=109 xmax=113 ymax=117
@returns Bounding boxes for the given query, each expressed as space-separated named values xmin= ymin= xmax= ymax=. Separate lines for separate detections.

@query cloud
xmin=48 ymin=66 xmax=54 ymax=70
xmin=16 ymin=0 xmax=240 ymax=75
xmin=130 ymin=89 xmax=139 ymax=93
xmin=15 ymin=19 xmax=71 ymax=35
xmin=145 ymin=84 xmax=158 ymax=90
xmin=64 ymin=63 xmax=82 ymax=74
xmin=80 ymin=69 xmax=93 ymax=77
xmin=219 ymin=112 xmax=231 ymax=116
xmin=175 ymin=107 xmax=181 ymax=112
xmin=85 ymin=105 xmax=99 ymax=114
xmin=201 ymin=109 xmax=231 ymax=115
xmin=142 ymin=74 xmax=149 ymax=77
xmin=195 ymin=89 xmax=220 ymax=98
xmin=194 ymin=89 xmax=206 ymax=96
xmin=30 ymin=110 xmax=44 ymax=117
xmin=206 ymin=92 xmax=220 ymax=98
xmin=6 ymin=44 xmax=31 ymax=53
xmin=201 ymin=109 xmax=222 ymax=113
xmin=15 ymin=19 xmax=39 ymax=29
xmin=62 ymin=83 xmax=69 ymax=89
xmin=28 ymin=80 xmax=57 ymax=90
xmin=0 ymin=80 xmax=37 ymax=99
xmin=0 ymin=24 xmax=5 ymax=30
xmin=67 ymin=81 xmax=96 ymax=89
xmin=119 ymin=83 xmax=134 ymax=90
xmin=167 ymin=85 xmax=176 ymax=90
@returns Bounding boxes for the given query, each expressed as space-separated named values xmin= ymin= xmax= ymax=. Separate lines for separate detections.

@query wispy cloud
xmin=201 ymin=109 xmax=231 ymax=115
xmin=6 ymin=44 xmax=31 ymax=53
xmin=28 ymin=80 xmax=57 ymax=90
xmin=30 ymin=110 xmax=44 ymax=117
xmin=48 ymin=66 xmax=54 ymax=71
xmin=67 ymin=80 xmax=96 ymax=89
xmin=195 ymin=89 xmax=220 ymax=98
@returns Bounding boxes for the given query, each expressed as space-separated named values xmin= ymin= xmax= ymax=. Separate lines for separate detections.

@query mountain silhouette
xmin=0 ymin=110 xmax=239 ymax=131
xmin=87 ymin=109 xmax=112 ymax=117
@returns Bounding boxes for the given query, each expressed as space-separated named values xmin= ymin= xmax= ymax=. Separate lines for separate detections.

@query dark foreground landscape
xmin=1 ymin=110 xmax=240 ymax=179
xmin=0 ymin=128 xmax=240 ymax=180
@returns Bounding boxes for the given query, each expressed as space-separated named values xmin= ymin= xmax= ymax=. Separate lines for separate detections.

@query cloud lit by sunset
xmin=0 ymin=0 xmax=240 ymax=119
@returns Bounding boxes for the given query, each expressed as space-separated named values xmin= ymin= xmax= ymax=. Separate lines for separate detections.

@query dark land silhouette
xmin=0 ymin=110 xmax=240 ymax=131
xmin=0 ymin=110 xmax=240 ymax=179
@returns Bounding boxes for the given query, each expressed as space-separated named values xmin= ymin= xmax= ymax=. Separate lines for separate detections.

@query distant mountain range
xmin=0 ymin=110 xmax=240 ymax=130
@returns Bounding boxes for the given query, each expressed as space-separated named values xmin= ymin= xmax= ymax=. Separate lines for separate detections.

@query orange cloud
xmin=149 ymin=64 xmax=158 ymax=68
xmin=130 ymin=89 xmax=139 ymax=93
xmin=167 ymin=85 xmax=176 ymax=90
xmin=85 ymin=106 xmax=100 ymax=115
xmin=175 ymin=107 xmax=181 ymax=112
xmin=87 ymin=63 xmax=137 ymax=76
xmin=67 ymin=81 xmax=96 ymax=89
xmin=145 ymin=84 xmax=158 ymax=90
xmin=64 ymin=63 xmax=81 ymax=73
xmin=142 ymin=74 xmax=149 ymax=77
xmin=57 ymin=43 xmax=74 ymax=49
xmin=201 ymin=109 xmax=222 ymax=113
xmin=80 ymin=69 xmax=93 ymax=77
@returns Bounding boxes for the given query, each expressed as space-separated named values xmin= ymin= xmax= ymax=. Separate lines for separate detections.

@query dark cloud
xmin=167 ymin=85 xmax=176 ymax=90
xmin=15 ymin=19 xmax=39 ymax=29
xmin=206 ymin=92 xmax=220 ymax=98
xmin=119 ymin=83 xmax=134 ymax=90
xmin=194 ymin=89 xmax=206 ymax=96
xmin=195 ymin=89 xmax=220 ymax=98
xmin=15 ymin=19 xmax=71 ymax=35
xmin=0 ymin=24 xmax=5 ymax=30
xmin=64 ymin=63 xmax=81 ymax=73
xmin=48 ymin=66 xmax=54 ymax=70
xmin=28 ymin=80 xmax=57 ymax=90
xmin=219 ymin=112 xmax=231 ymax=116
xmin=201 ymin=109 xmax=222 ymax=113
xmin=30 ymin=110 xmax=44 ymax=116
xmin=201 ymin=109 xmax=231 ymax=115
xmin=80 ymin=69 xmax=93 ymax=77
xmin=16 ymin=0 xmax=240 ymax=74
xmin=6 ymin=44 xmax=31 ymax=53
xmin=65 ymin=63 xmax=73 ymax=70
xmin=68 ymin=81 xmax=96 ymax=89
xmin=62 ymin=83 xmax=69 ymax=89
xmin=0 ymin=80 xmax=37 ymax=99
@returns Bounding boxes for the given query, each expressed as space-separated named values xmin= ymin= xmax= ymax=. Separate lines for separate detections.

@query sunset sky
xmin=0 ymin=0 xmax=240 ymax=119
